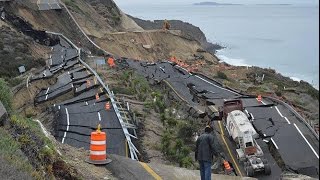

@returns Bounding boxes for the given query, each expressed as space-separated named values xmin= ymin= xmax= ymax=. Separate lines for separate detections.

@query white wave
xmin=216 ymin=54 xmax=252 ymax=67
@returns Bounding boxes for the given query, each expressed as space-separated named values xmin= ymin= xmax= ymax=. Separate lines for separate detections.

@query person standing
xmin=195 ymin=125 xmax=218 ymax=180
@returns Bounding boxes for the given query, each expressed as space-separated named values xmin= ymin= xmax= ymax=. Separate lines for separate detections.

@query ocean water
xmin=117 ymin=3 xmax=319 ymax=89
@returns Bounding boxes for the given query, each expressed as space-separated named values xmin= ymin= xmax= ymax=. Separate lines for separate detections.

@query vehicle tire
xmin=246 ymin=166 xmax=255 ymax=177
xmin=264 ymin=164 xmax=271 ymax=175
xmin=262 ymin=158 xmax=268 ymax=165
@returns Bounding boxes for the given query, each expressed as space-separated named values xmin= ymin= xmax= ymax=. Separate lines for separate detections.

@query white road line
xmin=263 ymin=139 xmax=269 ymax=143
xmin=275 ymin=106 xmax=284 ymax=117
xmin=45 ymin=87 xmax=50 ymax=94
xmin=223 ymin=99 xmax=227 ymax=101
xmin=271 ymin=138 xmax=279 ymax=149
xmin=62 ymin=108 xmax=70 ymax=144
xmin=294 ymin=123 xmax=319 ymax=159
xmin=263 ymin=134 xmax=267 ymax=137
xmin=275 ymin=106 xmax=291 ymax=124
xmin=245 ymin=109 xmax=249 ymax=115
xmin=250 ymin=113 xmax=255 ymax=120
xmin=284 ymin=117 xmax=291 ymax=124
xmin=261 ymin=100 xmax=267 ymax=105
xmin=98 ymin=112 xmax=101 ymax=121
xmin=195 ymin=75 xmax=239 ymax=95
xmin=45 ymin=95 xmax=48 ymax=100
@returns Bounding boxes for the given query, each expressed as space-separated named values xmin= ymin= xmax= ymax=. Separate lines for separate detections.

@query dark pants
xmin=199 ymin=160 xmax=212 ymax=180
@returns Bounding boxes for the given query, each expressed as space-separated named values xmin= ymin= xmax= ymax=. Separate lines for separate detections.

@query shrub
xmin=217 ymin=71 xmax=228 ymax=80
xmin=177 ymin=123 xmax=194 ymax=143
xmin=0 ymin=79 xmax=13 ymax=112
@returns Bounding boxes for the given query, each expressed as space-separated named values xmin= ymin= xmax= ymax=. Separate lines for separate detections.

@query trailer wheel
xmin=264 ymin=164 xmax=271 ymax=175
xmin=246 ymin=166 xmax=255 ymax=177
xmin=262 ymin=158 xmax=268 ymax=165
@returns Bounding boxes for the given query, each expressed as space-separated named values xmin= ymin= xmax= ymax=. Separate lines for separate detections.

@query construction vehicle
xmin=220 ymin=99 xmax=271 ymax=177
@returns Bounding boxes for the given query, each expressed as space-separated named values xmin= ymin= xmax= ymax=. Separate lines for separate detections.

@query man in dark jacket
xmin=195 ymin=125 xmax=218 ymax=180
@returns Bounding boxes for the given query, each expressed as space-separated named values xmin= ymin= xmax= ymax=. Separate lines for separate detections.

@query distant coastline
xmin=193 ymin=2 xmax=292 ymax=6
xmin=255 ymin=4 xmax=291 ymax=6
xmin=193 ymin=2 xmax=242 ymax=6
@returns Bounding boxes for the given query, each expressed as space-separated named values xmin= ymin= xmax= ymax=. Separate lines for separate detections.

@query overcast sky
xmin=114 ymin=0 xmax=319 ymax=6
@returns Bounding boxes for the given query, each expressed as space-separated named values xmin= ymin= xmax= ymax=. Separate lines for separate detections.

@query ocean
xmin=117 ymin=3 xmax=319 ymax=89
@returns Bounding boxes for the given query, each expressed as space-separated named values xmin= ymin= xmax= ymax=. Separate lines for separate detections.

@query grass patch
xmin=216 ymin=71 xmax=228 ymax=80
xmin=65 ymin=0 xmax=83 ymax=14
xmin=0 ymin=78 xmax=13 ymax=112
xmin=0 ymin=128 xmax=39 ymax=179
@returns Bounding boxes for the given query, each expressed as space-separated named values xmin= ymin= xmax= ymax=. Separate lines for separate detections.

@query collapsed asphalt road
xmin=30 ymin=36 xmax=137 ymax=159
xmin=123 ymin=59 xmax=319 ymax=179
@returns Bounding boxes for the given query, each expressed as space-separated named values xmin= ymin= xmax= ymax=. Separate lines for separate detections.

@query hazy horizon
xmin=114 ymin=0 xmax=319 ymax=6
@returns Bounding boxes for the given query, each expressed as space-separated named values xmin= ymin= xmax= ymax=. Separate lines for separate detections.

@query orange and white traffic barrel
xmin=86 ymin=124 xmax=112 ymax=165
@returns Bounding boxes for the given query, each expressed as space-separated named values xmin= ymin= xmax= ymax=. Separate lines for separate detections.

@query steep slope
xmin=129 ymin=16 xmax=223 ymax=54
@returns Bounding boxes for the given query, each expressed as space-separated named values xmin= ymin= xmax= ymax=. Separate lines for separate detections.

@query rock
xmin=196 ymin=48 xmax=206 ymax=52
xmin=0 ymin=101 xmax=8 ymax=126
xmin=142 ymin=44 xmax=152 ymax=49
xmin=15 ymin=56 xmax=23 ymax=61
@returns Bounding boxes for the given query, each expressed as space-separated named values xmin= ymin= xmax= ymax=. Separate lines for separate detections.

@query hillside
xmin=129 ymin=16 xmax=223 ymax=54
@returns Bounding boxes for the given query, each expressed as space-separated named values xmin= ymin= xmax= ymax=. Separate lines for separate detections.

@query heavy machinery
xmin=220 ymin=99 xmax=271 ymax=177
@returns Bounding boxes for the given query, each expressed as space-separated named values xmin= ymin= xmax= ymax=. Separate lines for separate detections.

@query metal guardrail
xmin=46 ymin=31 xmax=139 ymax=160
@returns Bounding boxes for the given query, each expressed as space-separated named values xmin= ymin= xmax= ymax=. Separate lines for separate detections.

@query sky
xmin=113 ymin=0 xmax=319 ymax=6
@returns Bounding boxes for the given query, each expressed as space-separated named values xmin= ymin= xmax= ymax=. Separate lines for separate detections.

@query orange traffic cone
xmin=105 ymin=102 xmax=111 ymax=111
xmin=107 ymin=57 xmax=115 ymax=68
xmin=86 ymin=124 xmax=112 ymax=165
xmin=95 ymin=93 xmax=100 ymax=101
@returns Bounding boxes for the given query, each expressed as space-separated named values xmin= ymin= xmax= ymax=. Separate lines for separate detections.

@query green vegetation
xmin=114 ymin=69 xmax=200 ymax=168
xmin=161 ymin=131 xmax=193 ymax=168
xmin=152 ymin=95 xmax=196 ymax=168
xmin=0 ymin=78 xmax=13 ymax=112
xmin=7 ymin=114 xmax=79 ymax=179
xmin=249 ymin=68 xmax=319 ymax=100
xmin=0 ymin=78 xmax=78 ymax=179
xmin=64 ymin=0 xmax=82 ymax=13
xmin=0 ymin=128 xmax=38 ymax=179
xmin=216 ymin=71 xmax=228 ymax=80
xmin=114 ymin=70 xmax=152 ymax=101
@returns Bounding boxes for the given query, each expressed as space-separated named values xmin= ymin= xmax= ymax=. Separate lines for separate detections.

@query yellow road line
xmin=139 ymin=162 xmax=162 ymax=180
xmin=94 ymin=77 xmax=97 ymax=85
xmin=218 ymin=121 xmax=243 ymax=177
xmin=163 ymin=80 xmax=188 ymax=103
xmin=125 ymin=140 xmax=128 ymax=158
xmin=212 ymin=106 xmax=218 ymax=112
